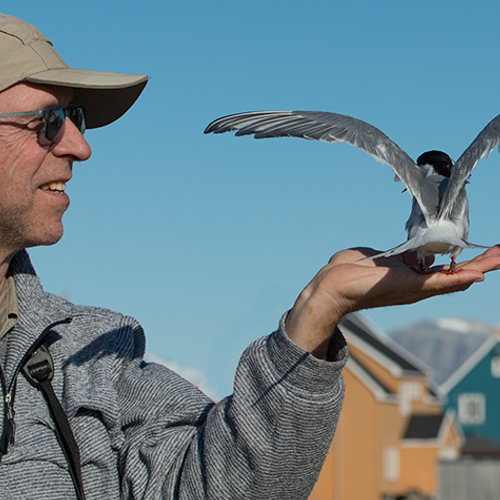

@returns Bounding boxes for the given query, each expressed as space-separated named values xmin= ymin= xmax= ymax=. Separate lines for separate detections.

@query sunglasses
xmin=0 ymin=106 xmax=86 ymax=143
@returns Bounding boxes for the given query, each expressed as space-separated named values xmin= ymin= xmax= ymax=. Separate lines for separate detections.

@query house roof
xmin=341 ymin=313 xmax=428 ymax=377
xmin=439 ymin=335 xmax=499 ymax=395
xmin=462 ymin=435 xmax=500 ymax=458
xmin=403 ymin=414 xmax=445 ymax=439
xmin=349 ymin=351 xmax=395 ymax=396
xmin=402 ymin=410 xmax=464 ymax=447
xmin=347 ymin=354 xmax=399 ymax=403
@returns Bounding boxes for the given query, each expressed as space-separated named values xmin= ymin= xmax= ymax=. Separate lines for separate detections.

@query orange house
xmin=310 ymin=313 xmax=463 ymax=500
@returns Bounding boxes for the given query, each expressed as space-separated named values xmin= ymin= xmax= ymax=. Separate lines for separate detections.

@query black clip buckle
xmin=22 ymin=344 xmax=54 ymax=386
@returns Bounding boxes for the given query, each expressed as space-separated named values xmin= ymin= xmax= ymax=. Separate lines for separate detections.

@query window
xmin=399 ymin=381 xmax=423 ymax=415
xmin=491 ymin=356 xmax=500 ymax=378
xmin=458 ymin=393 xmax=486 ymax=425
xmin=383 ymin=447 xmax=400 ymax=482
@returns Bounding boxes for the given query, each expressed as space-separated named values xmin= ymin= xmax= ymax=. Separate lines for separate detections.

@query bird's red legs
xmin=441 ymin=255 xmax=463 ymax=275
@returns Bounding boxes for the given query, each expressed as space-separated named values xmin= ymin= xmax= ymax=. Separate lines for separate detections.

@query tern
xmin=205 ymin=111 xmax=500 ymax=272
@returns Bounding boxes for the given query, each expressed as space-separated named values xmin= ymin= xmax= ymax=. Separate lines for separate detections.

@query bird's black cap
xmin=417 ymin=150 xmax=453 ymax=177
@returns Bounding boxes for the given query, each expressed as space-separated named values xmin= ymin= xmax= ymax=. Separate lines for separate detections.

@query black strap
xmin=22 ymin=344 xmax=86 ymax=500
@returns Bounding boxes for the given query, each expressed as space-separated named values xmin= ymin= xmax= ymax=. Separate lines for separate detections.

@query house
xmin=389 ymin=319 xmax=500 ymax=456
xmin=309 ymin=313 xmax=463 ymax=500
xmin=438 ymin=333 xmax=500 ymax=455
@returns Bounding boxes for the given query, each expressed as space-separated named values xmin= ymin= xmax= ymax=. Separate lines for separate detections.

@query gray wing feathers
xmin=439 ymin=114 xmax=500 ymax=219
xmin=205 ymin=111 xmax=414 ymax=168
xmin=205 ymin=111 xmax=440 ymax=222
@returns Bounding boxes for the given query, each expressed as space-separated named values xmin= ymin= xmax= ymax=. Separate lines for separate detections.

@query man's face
xmin=0 ymin=83 xmax=91 ymax=256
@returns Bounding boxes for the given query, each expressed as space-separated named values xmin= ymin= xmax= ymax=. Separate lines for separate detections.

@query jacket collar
xmin=3 ymin=250 xmax=72 ymax=389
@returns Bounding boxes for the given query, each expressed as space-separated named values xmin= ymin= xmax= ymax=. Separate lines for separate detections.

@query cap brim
xmin=25 ymin=68 xmax=148 ymax=129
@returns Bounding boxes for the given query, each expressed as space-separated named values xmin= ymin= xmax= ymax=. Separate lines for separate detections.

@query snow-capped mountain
xmin=388 ymin=318 xmax=499 ymax=386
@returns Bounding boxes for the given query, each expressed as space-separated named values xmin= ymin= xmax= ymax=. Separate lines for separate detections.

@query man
xmin=0 ymin=12 xmax=499 ymax=500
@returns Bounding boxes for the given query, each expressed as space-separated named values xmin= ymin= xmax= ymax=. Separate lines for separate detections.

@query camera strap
xmin=22 ymin=343 xmax=86 ymax=500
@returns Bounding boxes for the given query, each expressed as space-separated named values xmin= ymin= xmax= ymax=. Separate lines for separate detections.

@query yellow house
xmin=310 ymin=313 xmax=463 ymax=500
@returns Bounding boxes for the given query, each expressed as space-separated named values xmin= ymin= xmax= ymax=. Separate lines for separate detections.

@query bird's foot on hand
xmin=411 ymin=260 xmax=433 ymax=275
xmin=440 ymin=256 xmax=462 ymax=275
xmin=441 ymin=268 xmax=464 ymax=275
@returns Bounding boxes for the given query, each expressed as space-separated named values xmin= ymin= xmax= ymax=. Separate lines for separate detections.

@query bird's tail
xmin=460 ymin=240 xmax=491 ymax=250
xmin=356 ymin=238 xmax=489 ymax=263
xmin=356 ymin=240 xmax=423 ymax=263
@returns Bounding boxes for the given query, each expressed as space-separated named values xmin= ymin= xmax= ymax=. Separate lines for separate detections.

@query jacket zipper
xmin=0 ymin=368 xmax=12 ymax=457
xmin=0 ymin=317 xmax=72 ymax=457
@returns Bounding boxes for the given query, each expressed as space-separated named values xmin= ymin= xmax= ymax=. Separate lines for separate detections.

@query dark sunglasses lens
xmin=44 ymin=108 xmax=65 ymax=142
xmin=68 ymin=107 xmax=86 ymax=135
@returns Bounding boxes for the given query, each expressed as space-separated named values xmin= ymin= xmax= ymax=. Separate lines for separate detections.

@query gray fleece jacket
xmin=0 ymin=250 xmax=348 ymax=499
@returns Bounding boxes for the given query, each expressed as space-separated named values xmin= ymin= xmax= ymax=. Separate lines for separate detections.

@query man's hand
xmin=286 ymin=246 xmax=500 ymax=359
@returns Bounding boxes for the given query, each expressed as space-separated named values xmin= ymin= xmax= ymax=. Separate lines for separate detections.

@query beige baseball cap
xmin=0 ymin=12 xmax=148 ymax=129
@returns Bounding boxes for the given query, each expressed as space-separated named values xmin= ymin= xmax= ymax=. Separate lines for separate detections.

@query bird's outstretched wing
xmin=439 ymin=114 xmax=500 ymax=219
xmin=205 ymin=111 xmax=439 ymax=221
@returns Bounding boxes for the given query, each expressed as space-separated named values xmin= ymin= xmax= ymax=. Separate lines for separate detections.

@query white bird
xmin=205 ymin=111 xmax=500 ymax=272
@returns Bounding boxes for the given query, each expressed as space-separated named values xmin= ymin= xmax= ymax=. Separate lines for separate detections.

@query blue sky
xmin=6 ymin=1 xmax=500 ymax=398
